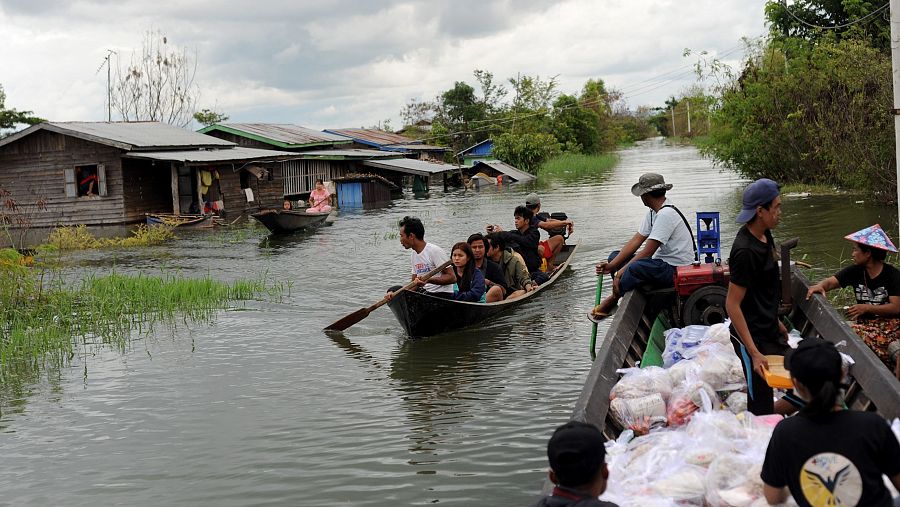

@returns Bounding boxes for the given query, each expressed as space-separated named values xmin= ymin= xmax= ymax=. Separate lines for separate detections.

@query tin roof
xmin=362 ymin=158 xmax=457 ymax=177
xmin=471 ymin=159 xmax=535 ymax=184
xmin=457 ymin=139 xmax=493 ymax=157
xmin=296 ymin=149 xmax=401 ymax=160
xmin=0 ymin=122 xmax=234 ymax=151
xmin=324 ymin=128 xmax=447 ymax=152
xmin=123 ymin=147 xmax=301 ymax=164
xmin=198 ymin=123 xmax=352 ymax=148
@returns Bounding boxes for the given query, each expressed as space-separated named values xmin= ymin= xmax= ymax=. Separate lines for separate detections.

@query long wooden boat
xmin=573 ymin=267 xmax=900 ymax=441
xmin=386 ymin=244 xmax=578 ymax=337
xmin=145 ymin=213 xmax=214 ymax=228
xmin=250 ymin=209 xmax=330 ymax=234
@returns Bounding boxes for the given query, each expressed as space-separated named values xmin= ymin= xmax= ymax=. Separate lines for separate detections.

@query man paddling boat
xmin=386 ymin=216 xmax=455 ymax=300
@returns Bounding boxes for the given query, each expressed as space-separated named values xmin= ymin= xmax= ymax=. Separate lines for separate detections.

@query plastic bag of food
xmin=649 ymin=464 xmax=708 ymax=502
xmin=725 ymin=391 xmax=747 ymax=414
xmin=683 ymin=342 xmax=746 ymax=391
xmin=705 ymin=454 xmax=762 ymax=506
xmin=667 ymin=380 xmax=717 ymax=427
xmin=667 ymin=357 xmax=697 ymax=385
xmin=611 ymin=366 xmax=674 ymax=401
xmin=610 ymin=393 xmax=667 ymax=432
xmin=703 ymin=319 xmax=732 ymax=345
xmin=662 ymin=325 xmax=708 ymax=367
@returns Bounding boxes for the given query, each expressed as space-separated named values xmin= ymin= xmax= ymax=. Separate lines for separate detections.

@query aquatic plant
xmin=47 ymin=224 xmax=175 ymax=250
xmin=539 ymin=152 xmax=619 ymax=179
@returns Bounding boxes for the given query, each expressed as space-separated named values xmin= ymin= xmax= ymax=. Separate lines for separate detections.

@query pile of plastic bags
xmin=601 ymin=320 xmax=793 ymax=506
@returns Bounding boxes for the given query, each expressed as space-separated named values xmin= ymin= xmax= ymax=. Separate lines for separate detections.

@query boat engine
xmin=672 ymin=212 xmax=730 ymax=326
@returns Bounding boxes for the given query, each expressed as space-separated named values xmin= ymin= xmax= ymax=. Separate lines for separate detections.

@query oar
xmin=324 ymin=260 xmax=452 ymax=332
xmin=589 ymin=274 xmax=604 ymax=360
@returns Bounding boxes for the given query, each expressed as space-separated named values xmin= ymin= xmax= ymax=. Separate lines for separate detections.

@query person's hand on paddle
xmin=414 ymin=275 xmax=429 ymax=288
xmin=750 ymin=349 xmax=769 ymax=378
xmin=595 ymin=261 xmax=612 ymax=275
xmin=565 ymin=220 xmax=574 ymax=234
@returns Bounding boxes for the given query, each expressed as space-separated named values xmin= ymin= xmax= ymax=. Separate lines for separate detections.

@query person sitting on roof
xmin=307 ymin=179 xmax=332 ymax=213
xmin=525 ymin=193 xmax=574 ymax=269
xmin=485 ymin=232 xmax=535 ymax=299
xmin=806 ymin=224 xmax=900 ymax=380
xmin=449 ymin=242 xmax=486 ymax=302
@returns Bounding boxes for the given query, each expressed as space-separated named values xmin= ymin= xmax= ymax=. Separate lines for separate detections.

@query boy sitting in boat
xmin=524 ymin=193 xmax=574 ymax=269
xmin=488 ymin=205 xmax=547 ymax=285
xmin=467 ymin=233 xmax=507 ymax=303
xmin=485 ymin=232 xmax=535 ymax=299
xmin=806 ymin=224 xmax=900 ymax=380
xmin=531 ymin=421 xmax=619 ymax=507
xmin=385 ymin=216 xmax=455 ymax=300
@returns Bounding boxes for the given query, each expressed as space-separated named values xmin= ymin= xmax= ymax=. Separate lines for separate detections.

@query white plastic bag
xmin=610 ymin=393 xmax=667 ymax=431
xmin=611 ymin=366 xmax=674 ymax=401
xmin=662 ymin=325 xmax=708 ymax=367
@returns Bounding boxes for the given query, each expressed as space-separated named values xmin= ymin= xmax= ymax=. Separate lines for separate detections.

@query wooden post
xmin=892 ymin=0 xmax=900 ymax=238
xmin=194 ymin=167 xmax=202 ymax=214
xmin=171 ymin=164 xmax=180 ymax=215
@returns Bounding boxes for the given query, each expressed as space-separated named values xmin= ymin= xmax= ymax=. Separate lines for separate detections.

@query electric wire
xmin=778 ymin=0 xmax=889 ymax=30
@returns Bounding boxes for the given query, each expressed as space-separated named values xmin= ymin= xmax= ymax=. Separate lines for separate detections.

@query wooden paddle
xmin=323 ymin=260 xmax=453 ymax=332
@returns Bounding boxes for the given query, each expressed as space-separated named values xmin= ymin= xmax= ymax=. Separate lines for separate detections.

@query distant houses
xmin=323 ymin=128 xmax=448 ymax=161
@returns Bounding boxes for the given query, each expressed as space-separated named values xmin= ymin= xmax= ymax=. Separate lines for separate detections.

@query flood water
xmin=1 ymin=138 xmax=897 ymax=506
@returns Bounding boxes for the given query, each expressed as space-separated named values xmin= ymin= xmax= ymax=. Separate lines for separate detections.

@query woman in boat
xmin=450 ymin=242 xmax=486 ymax=302
xmin=307 ymin=179 xmax=332 ymax=213
xmin=761 ymin=338 xmax=900 ymax=507
xmin=806 ymin=224 xmax=900 ymax=380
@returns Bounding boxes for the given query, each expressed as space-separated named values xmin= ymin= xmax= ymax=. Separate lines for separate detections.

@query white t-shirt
xmin=410 ymin=242 xmax=453 ymax=294
xmin=637 ymin=200 xmax=696 ymax=267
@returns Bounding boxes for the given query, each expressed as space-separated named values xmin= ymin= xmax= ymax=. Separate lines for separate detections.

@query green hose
xmin=589 ymin=274 xmax=603 ymax=360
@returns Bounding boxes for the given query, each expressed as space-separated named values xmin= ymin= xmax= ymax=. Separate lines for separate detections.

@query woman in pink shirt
xmin=307 ymin=179 xmax=332 ymax=213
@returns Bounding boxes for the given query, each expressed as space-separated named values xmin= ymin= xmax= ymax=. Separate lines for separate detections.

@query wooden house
xmin=457 ymin=139 xmax=494 ymax=165
xmin=467 ymin=159 xmax=535 ymax=186
xmin=323 ymin=128 xmax=448 ymax=161
xmin=0 ymin=122 xmax=303 ymax=232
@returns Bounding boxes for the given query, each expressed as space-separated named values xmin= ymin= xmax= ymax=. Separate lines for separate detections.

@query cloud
xmin=0 ymin=0 xmax=766 ymax=129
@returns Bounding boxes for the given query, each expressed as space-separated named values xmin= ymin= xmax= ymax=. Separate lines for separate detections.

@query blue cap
xmin=736 ymin=178 xmax=780 ymax=223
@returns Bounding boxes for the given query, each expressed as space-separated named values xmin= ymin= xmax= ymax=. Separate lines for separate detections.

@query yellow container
xmin=763 ymin=355 xmax=793 ymax=389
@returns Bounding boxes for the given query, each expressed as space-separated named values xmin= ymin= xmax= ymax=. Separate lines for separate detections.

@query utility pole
xmin=106 ymin=50 xmax=112 ymax=121
xmin=671 ymin=105 xmax=676 ymax=137
xmin=892 ymin=0 xmax=900 ymax=238
xmin=686 ymin=99 xmax=692 ymax=135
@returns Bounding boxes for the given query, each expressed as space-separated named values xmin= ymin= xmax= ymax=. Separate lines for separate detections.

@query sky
xmin=0 ymin=0 xmax=768 ymax=130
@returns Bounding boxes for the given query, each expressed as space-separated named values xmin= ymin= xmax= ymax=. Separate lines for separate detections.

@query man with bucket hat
xmin=591 ymin=173 xmax=696 ymax=320
xmin=806 ymin=224 xmax=900 ymax=379
xmin=725 ymin=178 xmax=798 ymax=415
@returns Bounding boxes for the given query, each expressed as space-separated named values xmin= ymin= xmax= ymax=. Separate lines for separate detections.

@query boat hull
xmin=250 ymin=210 xmax=330 ymax=234
xmin=387 ymin=244 xmax=578 ymax=337
xmin=573 ymin=267 xmax=900 ymax=441
xmin=145 ymin=213 xmax=214 ymax=228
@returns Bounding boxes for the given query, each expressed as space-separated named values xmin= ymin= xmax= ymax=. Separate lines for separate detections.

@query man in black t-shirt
xmin=725 ymin=178 xmax=795 ymax=415
xmin=489 ymin=205 xmax=548 ymax=285
xmin=467 ymin=233 xmax=507 ymax=303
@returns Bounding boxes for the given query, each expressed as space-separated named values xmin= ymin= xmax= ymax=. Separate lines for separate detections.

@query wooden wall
xmin=0 ymin=130 xmax=128 ymax=227
xmin=216 ymin=163 xmax=285 ymax=215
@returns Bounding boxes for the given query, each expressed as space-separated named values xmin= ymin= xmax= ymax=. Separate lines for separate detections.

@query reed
xmin=539 ymin=153 xmax=619 ymax=179
xmin=0 ymin=263 xmax=284 ymax=384
xmin=48 ymin=224 xmax=175 ymax=250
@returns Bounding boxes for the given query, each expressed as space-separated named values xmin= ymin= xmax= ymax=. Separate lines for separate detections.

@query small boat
xmin=145 ymin=213 xmax=214 ymax=228
xmin=573 ymin=267 xmax=900 ymax=440
xmin=387 ymin=244 xmax=578 ymax=337
xmin=250 ymin=209 xmax=330 ymax=234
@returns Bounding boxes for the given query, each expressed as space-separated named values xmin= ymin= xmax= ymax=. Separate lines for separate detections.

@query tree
xmin=764 ymin=0 xmax=889 ymax=51
xmin=493 ymin=132 xmax=560 ymax=173
xmin=110 ymin=30 xmax=199 ymax=127
xmin=193 ymin=108 xmax=228 ymax=127
xmin=0 ymin=85 xmax=43 ymax=135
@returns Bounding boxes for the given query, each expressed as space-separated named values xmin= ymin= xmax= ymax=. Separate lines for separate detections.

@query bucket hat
xmin=844 ymin=224 xmax=898 ymax=253
xmin=631 ymin=173 xmax=673 ymax=196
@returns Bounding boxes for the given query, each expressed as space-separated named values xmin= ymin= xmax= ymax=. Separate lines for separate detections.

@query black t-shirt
xmin=761 ymin=411 xmax=900 ymax=507
xmin=478 ymin=258 xmax=508 ymax=293
xmin=728 ymin=226 xmax=781 ymax=343
xmin=835 ymin=263 xmax=900 ymax=309
xmin=498 ymin=226 xmax=541 ymax=273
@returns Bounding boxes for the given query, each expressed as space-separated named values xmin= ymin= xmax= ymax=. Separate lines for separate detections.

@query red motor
xmin=674 ymin=262 xmax=729 ymax=297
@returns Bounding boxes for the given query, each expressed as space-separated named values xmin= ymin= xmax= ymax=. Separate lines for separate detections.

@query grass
xmin=779 ymin=183 xmax=849 ymax=196
xmin=539 ymin=153 xmax=620 ymax=179
xmin=0 ymin=257 xmax=285 ymax=384
xmin=48 ymin=224 xmax=175 ymax=250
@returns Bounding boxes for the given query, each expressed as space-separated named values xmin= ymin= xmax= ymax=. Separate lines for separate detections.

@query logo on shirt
xmin=798 ymin=452 xmax=862 ymax=506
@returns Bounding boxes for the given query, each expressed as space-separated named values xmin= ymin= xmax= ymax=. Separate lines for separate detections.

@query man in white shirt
xmin=386 ymin=215 xmax=455 ymax=299
xmin=591 ymin=173 xmax=696 ymax=320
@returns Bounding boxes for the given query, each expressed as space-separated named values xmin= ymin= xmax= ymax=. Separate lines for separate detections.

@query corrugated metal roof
xmin=324 ymin=128 xmax=447 ymax=151
xmin=362 ymin=158 xmax=458 ymax=176
xmin=200 ymin=123 xmax=352 ymax=148
xmin=457 ymin=139 xmax=493 ymax=156
xmin=297 ymin=149 xmax=401 ymax=160
xmin=472 ymin=159 xmax=535 ymax=184
xmin=0 ymin=121 xmax=234 ymax=151
xmin=123 ymin=147 xmax=301 ymax=163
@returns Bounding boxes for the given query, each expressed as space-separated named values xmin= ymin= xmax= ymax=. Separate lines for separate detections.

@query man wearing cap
xmin=592 ymin=173 xmax=696 ymax=319
xmin=525 ymin=193 xmax=574 ymax=267
xmin=806 ymin=224 xmax=900 ymax=379
xmin=531 ymin=421 xmax=620 ymax=507
xmin=761 ymin=338 xmax=900 ymax=507
xmin=725 ymin=178 xmax=794 ymax=415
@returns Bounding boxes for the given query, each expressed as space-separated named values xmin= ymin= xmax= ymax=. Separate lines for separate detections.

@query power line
xmin=778 ymin=0 xmax=889 ymax=30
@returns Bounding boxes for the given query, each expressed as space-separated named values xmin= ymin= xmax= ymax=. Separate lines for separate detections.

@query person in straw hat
xmin=591 ymin=173 xmax=697 ymax=321
xmin=806 ymin=224 xmax=900 ymax=379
